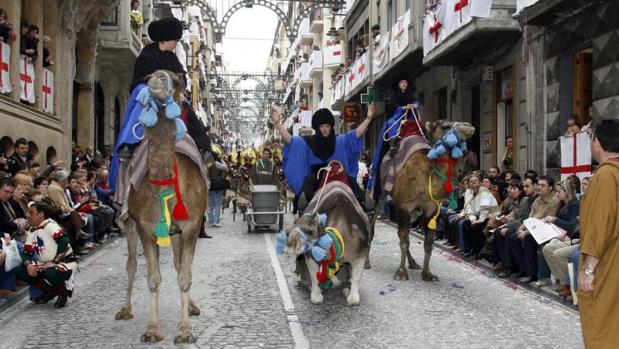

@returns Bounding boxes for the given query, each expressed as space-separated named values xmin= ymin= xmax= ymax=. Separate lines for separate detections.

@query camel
xmin=279 ymin=162 xmax=370 ymax=305
xmin=113 ymin=70 xmax=208 ymax=344
xmin=369 ymin=120 xmax=475 ymax=281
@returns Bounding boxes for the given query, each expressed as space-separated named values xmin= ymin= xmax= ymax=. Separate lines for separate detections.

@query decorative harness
xmin=275 ymin=214 xmax=345 ymax=289
xmin=426 ymin=125 xmax=467 ymax=230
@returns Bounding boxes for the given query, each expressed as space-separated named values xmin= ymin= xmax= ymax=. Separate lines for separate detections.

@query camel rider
xmin=251 ymin=148 xmax=279 ymax=186
xmin=367 ymin=73 xmax=423 ymax=201
xmin=271 ymin=104 xmax=377 ymax=212
xmin=109 ymin=16 xmax=187 ymax=192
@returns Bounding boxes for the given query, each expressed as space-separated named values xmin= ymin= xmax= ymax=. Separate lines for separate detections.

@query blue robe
xmin=367 ymin=102 xmax=421 ymax=194
xmin=109 ymin=83 xmax=147 ymax=192
xmin=282 ymin=130 xmax=363 ymax=195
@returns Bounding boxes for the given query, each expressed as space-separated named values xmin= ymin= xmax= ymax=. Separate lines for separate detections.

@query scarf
xmin=303 ymin=130 xmax=336 ymax=162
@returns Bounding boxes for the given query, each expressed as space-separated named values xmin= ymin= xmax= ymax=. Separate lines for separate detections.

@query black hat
xmin=392 ymin=72 xmax=412 ymax=90
xmin=148 ymin=17 xmax=183 ymax=42
xmin=311 ymin=108 xmax=335 ymax=131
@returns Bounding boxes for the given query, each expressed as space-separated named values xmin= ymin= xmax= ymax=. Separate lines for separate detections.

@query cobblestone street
xmin=0 ymin=210 xmax=584 ymax=348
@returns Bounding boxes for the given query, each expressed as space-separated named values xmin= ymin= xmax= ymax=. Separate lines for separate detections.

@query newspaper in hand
xmin=523 ymin=218 xmax=567 ymax=245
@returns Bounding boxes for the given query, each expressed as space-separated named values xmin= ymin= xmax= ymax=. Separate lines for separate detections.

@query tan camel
xmin=113 ymin=71 xmax=208 ymax=344
xmin=370 ymin=120 xmax=475 ymax=281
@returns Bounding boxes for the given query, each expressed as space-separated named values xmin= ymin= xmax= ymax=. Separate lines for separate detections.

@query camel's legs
xmin=393 ymin=209 xmax=410 ymax=280
xmin=421 ymin=223 xmax=438 ymax=281
xmin=140 ymin=239 xmax=164 ymax=343
xmin=365 ymin=200 xmax=382 ymax=270
xmin=174 ymin=224 xmax=200 ymax=344
xmin=305 ymin=256 xmax=323 ymax=304
xmin=115 ymin=221 xmax=138 ymax=320
xmin=172 ymin=234 xmax=200 ymax=316
xmin=347 ymin=257 xmax=366 ymax=305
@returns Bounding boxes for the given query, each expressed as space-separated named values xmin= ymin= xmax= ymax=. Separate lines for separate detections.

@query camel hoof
xmin=409 ymin=261 xmax=421 ymax=270
xmin=393 ymin=267 xmax=409 ymax=281
xmin=364 ymin=259 xmax=372 ymax=269
xmin=189 ymin=302 xmax=201 ymax=316
xmin=114 ymin=307 xmax=134 ymax=320
xmin=310 ymin=291 xmax=323 ymax=304
xmin=140 ymin=329 xmax=164 ymax=343
xmin=174 ymin=332 xmax=197 ymax=344
xmin=346 ymin=292 xmax=360 ymax=306
xmin=421 ymin=271 xmax=439 ymax=282
xmin=342 ymin=287 xmax=351 ymax=298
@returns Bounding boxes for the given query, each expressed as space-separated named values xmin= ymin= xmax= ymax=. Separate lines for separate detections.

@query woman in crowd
xmin=542 ymin=180 xmax=580 ymax=298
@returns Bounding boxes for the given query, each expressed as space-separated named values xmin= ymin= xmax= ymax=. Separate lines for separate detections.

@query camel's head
xmin=276 ymin=213 xmax=323 ymax=256
xmin=146 ymin=70 xmax=180 ymax=103
xmin=426 ymin=120 xmax=475 ymax=144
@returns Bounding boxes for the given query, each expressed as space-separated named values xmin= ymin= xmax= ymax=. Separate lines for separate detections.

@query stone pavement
xmin=0 ymin=210 xmax=584 ymax=348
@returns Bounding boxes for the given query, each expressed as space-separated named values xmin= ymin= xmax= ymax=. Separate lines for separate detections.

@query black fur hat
xmin=311 ymin=108 xmax=335 ymax=131
xmin=148 ymin=17 xmax=183 ymax=42
xmin=392 ymin=72 xmax=412 ymax=91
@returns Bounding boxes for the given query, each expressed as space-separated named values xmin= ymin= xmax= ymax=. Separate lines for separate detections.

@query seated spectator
xmin=580 ymin=176 xmax=590 ymax=194
xmin=564 ymin=114 xmax=581 ymax=137
xmin=461 ymin=173 xmax=500 ymax=259
xmin=14 ymin=203 xmax=76 ymax=308
xmin=566 ymin=174 xmax=581 ymax=200
xmin=444 ymin=174 xmax=469 ymax=249
xmin=0 ymin=9 xmax=14 ymax=43
xmin=541 ymin=180 xmax=580 ymax=299
xmin=0 ymin=177 xmax=27 ymax=240
xmin=94 ymin=169 xmax=114 ymax=207
xmin=0 ymin=233 xmax=17 ymax=298
xmin=13 ymin=172 xmax=33 ymax=208
xmin=508 ymin=175 xmax=560 ymax=284
xmin=495 ymin=177 xmax=538 ymax=278
xmin=67 ymin=172 xmax=110 ymax=243
xmin=482 ymin=175 xmax=501 ymax=204
xmin=42 ymin=35 xmax=54 ymax=67
xmin=7 ymin=138 xmax=30 ymax=176
xmin=84 ymin=170 xmax=115 ymax=234
xmin=484 ymin=179 xmax=524 ymax=266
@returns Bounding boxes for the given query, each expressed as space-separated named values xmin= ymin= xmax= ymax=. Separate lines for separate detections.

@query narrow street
xmin=0 ymin=210 xmax=583 ymax=349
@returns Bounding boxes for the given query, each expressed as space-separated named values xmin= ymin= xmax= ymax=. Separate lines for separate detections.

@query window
xmin=436 ymin=87 xmax=447 ymax=119
xmin=101 ymin=7 xmax=119 ymax=26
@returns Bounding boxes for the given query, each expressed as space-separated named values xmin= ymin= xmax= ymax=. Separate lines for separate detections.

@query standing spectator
xmin=578 ymin=119 xmax=619 ymax=348
xmin=501 ymin=136 xmax=514 ymax=172
xmin=0 ymin=9 xmax=14 ymax=43
xmin=42 ymin=35 xmax=54 ymax=67
xmin=7 ymin=138 xmax=30 ymax=176
xmin=564 ymin=114 xmax=581 ymax=137
xmin=207 ymin=158 xmax=228 ymax=229
xmin=130 ymin=0 xmax=144 ymax=33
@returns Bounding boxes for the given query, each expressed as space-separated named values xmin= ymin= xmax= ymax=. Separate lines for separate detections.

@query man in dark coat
xmin=7 ymin=138 xmax=30 ymax=176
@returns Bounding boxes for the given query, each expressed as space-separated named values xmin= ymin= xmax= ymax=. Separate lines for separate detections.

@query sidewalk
xmin=0 ymin=235 xmax=121 ymax=315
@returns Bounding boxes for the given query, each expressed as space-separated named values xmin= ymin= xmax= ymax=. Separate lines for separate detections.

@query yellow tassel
xmin=156 ymin=235 xmax=171 ymax=247
xmin=427 ymin=218 xmax=437 ymax=230
xmin=427 ymin=172 xmax=441 ymax=230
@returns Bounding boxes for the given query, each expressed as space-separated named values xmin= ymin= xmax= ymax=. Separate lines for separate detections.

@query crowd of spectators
xmin=433 ymin=164 xmax=586 ymax=301
xmin=0 ymin=138 xmax=117 ymax=306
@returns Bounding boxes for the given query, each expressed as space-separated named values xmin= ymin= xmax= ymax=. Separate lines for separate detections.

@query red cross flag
xmin=423 ymin=2 xmax=447 ymax=56
xmin=390 ymin=9 xmax=410 ymax=60
xmin=560 ymin=131 xmax=592 ymax=181
xmin=0 ymin=42 xmax=11 ymax=94
xmin=19 ymin=55 xmax=35 ymax=104
xmin=445 ymin=0 xmax=491 ymax=35
xmin=42 ymin=68 xmax=54 ymax=114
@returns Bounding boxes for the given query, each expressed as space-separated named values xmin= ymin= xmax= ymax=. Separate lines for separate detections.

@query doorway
xmin=94 ymin=82 xmax=105 ymax=151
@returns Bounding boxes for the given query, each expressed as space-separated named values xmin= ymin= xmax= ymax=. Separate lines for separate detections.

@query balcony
xmin=98 ymin=4 xmax=142 ymax=69
xmin=298 ymin=17 xmax=313 ymax=46
xmin=515 ymin=0 xmax=591 ymax=25
xmin=310 ymin=8 xmax=324 ymax=34
xmin=309 ymin=50 xmax=323 ymax=78
xmin=423 ymin=0 xmax=521 ymax=66
xmin=299 ymin=62 xmax=312 ymax=88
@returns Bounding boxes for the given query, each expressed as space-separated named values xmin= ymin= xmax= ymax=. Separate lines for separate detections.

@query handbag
xmin=2 ymin=239 xmax=22 ymax=272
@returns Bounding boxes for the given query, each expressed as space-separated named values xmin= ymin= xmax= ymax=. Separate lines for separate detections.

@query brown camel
xmin=370 ymin=120 xmax=475 ymax=281
xmin=113 ymin=71 xmax=208 ymax=344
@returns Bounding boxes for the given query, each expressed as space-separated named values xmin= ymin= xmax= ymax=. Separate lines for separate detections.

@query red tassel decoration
xmin=445 ymin=180 xmax=454 ymax=193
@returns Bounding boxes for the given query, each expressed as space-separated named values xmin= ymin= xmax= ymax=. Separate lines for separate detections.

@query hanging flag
xmin=445 ymin=0 xmax=492 ymax=37
xmin=324 ymin=43 xmax=343 ymax=67
xmin=19 ymin=55 xmax=35 ymax=104
xmin=0 ymin=42 xmax=11 ymax=94
xmin=42 ymin=68 xmax=54 ymax=114
xmin=390 ymin=9 xmax=410 ymax=60
xmin=373 ymin=33 xmax=390 ymax=75
xmin=560 ymin=132 xmax=592 ymax=181
xmin=423 ymin=2 xmax=447 ymax=56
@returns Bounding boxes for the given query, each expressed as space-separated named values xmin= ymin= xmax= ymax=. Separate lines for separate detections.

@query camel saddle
xmin=379 ymin=135 xmax=431 ymax=196
xmin=317 ymin=161 xmax=349 ymax=189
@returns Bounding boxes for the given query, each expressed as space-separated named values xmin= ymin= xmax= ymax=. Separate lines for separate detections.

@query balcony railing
xmin=299 ymin=62 xmax=312 ymax=88
xmin=309 ymin=50 xmax=323 ymax=78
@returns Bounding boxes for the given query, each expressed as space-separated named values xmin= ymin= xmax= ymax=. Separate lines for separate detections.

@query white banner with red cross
xmin=324 ymin=43 xmax=343 ymax=68
xmin=390 ymin=9 xmax=410 ymax=61
xmin=41 ymin=68 xmax=54 ymax=114
xmin=0 ymin=42 xmax=11 ymax=94
xmin=19 ymin=55 xmax=35 ymax=103
xmin=560 ymin=132 xmax=592 ymax=181
xmin=423 ymin=2 xmax=447 ymax=56
xmin=332 ymin=78 xmax=343 ymax=103
xmin=373 ymin=33 xmax=390 ymax=76
xmin=444 ymin=0 xmax=492 ymax=37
